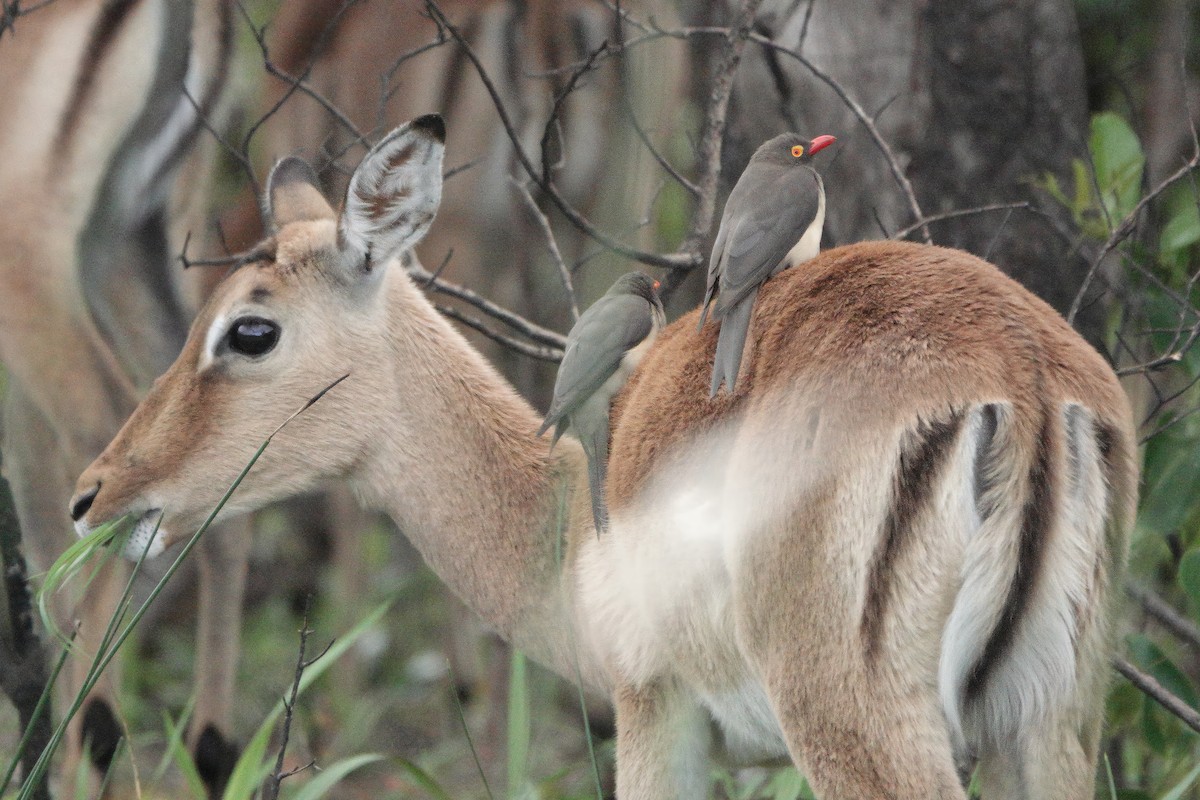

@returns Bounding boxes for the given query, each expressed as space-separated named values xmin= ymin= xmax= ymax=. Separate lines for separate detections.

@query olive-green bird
xmin=539 ymin=272 xmax=665 ymax=533
xmin=699 ymin=132 xmax=836 ymax=397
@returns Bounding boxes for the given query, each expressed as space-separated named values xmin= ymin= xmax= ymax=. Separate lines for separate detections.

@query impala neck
xmin=350 ymin=271 xmax=589 ymax=676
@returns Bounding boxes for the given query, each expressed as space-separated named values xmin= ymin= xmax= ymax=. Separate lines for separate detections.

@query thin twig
xmin=613 ymin=3 xmax=699 ymax=199
xmin=1127 ymin=585 xmax=1200 ymax=651
xmin=891 ymin=202 xmax=1031 ymax=242
xmin=1068 ymin=148 xmax=1200 ymax=324
xmin=513 ymin=180 xmax=579 ymax=321
xmin=263 ymin=597 xmax=328 ymax=800
xmin=540 ymin=41 xmax=609 ymax=185
xmin=435 ymin=305 xmax=564 ymax=362
xmin=406 ymin=263 xmax=567 ymax=350
xmin=620 ymin=97 xmax=700 ymax=198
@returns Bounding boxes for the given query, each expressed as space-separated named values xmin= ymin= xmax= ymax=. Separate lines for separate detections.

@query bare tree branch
xmin=1127 ymin=584 xmax=1200 ymax=651
xmin=406 ymin=262 xmax=568 ymax=350
xmin=663 ymin=0 xmax=766 ymax=298
xmin=1114 ymin=656 xmax=1200 ymax=735
xmin=263 ymin=598 xmax=325 ymax=800
xmin=434 ymin=305 xmax=564 ymax=362
xmin=891 ymin=203 xmax=1031 ymax=242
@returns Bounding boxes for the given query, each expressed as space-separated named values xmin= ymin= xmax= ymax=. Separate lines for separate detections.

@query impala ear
xmin=337 ymin=114 xmax=445 ymax=277
xmin=266 ymin=157 xmax=335 ymax=229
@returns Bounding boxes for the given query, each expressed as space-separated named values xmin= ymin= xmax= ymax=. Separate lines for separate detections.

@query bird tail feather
xmin=710 ymin=288 xmax=757 ymax=397
xmin=581 ymin=420 xmax=610 ymax=535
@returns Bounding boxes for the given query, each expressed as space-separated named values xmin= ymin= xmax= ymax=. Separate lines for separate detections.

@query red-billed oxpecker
xmin=700 ymin=132 xmax=837 ymax=396
xmin=539 ymin=272 xmax=665 ymax=533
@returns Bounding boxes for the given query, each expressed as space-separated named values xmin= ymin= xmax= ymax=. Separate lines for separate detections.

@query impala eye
xmin=226 ymin=317 xmax=279 ymax=357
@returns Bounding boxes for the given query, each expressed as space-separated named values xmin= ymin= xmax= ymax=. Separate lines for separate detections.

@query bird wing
xmin=699 ymin=209 xmax=732 ymax=327
xmin=540 ymin=294 xmax=654 ymax=433
xmin=713 ymin=166 xmax=823 ymax=318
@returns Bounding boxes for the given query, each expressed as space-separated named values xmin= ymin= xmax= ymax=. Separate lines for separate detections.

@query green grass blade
xmin=153 ymin=697 xmax=196 ymax=781
xmin=159 ymin=706 xmax=207 ymax=800
xmin=1104 ymin=754 xmax=1117 ymax=800
xmin=1160 ymin=761 xmax=1200 ymax=800
xmin=287 ymin=753 xmax=384 ymax=800
xmin=221 ymin=710 xmax=276 ymax=800
xmin=18 ymin=378 xmax=348 ymax=798
xmin=450 ymin=671 xmax=495 ymax=800
xmin=35 ymin=518 xmax=127 ymax=645
xmin=394 ymin=759 xmax=454 ymax=800
xmin=506 ymin=650 xmax=530 ymax=800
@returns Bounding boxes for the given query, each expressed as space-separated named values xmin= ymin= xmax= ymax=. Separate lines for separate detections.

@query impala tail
xmin=937 ymin=400 xmax=1132 ymax=769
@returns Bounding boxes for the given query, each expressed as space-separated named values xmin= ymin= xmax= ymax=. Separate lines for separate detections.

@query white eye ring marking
xmin=199 ymin=311 xmax=231 ymax=371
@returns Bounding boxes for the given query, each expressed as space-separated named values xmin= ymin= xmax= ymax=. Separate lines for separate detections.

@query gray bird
xmin=539 ymin=272 xmax=665 ymax=533
xmin=699 ymin=132 xmax=837 ymax=397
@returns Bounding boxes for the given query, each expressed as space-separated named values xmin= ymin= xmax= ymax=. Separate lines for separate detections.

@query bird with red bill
xmin=700 ymin=132 xmax=838 ymax=396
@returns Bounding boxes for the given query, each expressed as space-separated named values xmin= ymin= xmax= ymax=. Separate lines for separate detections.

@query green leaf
xmin=288 ymin=753 xmax=384 ymax=800
xmin=1137 ymin=429 xmax=1200 ymax=539
xmin=1141 ymin=692 xmax=1168 ymax=755
xmin=1090 ymin=111 xmax=1145 ymax=220
xmin=1179 ymin=549 xmax=1200 ymax=612
xmin=1161 ymin=202 xmax=1200 ymax=254
xmin=762 ymin=767 xmax=809 ymax=800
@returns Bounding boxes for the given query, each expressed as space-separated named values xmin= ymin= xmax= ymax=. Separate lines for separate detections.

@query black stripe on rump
xmin=964 ymin=408 xmax=1055 ymax=701
xmin=862 ymin=411 xmax=964 ymax=664
xmin=55 ymin=0 xmax=144 ymax=153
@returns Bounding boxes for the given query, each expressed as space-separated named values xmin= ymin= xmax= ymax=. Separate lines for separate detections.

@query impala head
xmin=70 ymin=114 xmax=446 ymax=558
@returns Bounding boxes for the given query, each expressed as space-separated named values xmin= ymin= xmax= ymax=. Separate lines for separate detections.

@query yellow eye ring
xmin=791 ymin=145 xmax=804 ymax=158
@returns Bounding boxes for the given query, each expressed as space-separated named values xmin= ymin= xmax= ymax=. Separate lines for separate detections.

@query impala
xmin=73 ymin=116 xmax=1137 ymax=799
xmin=0 ymin=0 xmax=243 ymax=789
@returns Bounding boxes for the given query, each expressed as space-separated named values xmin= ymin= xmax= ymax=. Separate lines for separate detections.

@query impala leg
xmin=190 ymin=516 xmax=253 ymax=798
xmin=759 ymin=659 xmax=965 ymax=800
xmin=735 ymin=519 xmax=965 ymax=799
xmin=974 ymin=677 xmax=1104 ymax=799
xmin=612 ymin=681 xmax=711 ymax=800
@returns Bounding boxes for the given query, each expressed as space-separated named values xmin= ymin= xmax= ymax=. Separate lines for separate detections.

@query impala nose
xmin=69 ymin=483 xmax=100 ymax=522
